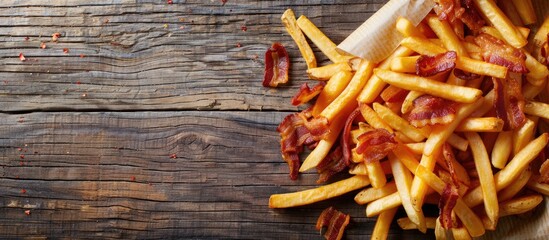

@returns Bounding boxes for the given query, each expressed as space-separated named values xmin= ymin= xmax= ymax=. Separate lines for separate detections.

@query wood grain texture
xmin=0 ymin=111 xmax=430 ymax=239
xmin=0 ymin=0 xmax=385 ymax=112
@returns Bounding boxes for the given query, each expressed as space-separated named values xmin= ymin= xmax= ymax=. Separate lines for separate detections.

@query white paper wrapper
xmin=337 ymin=0 xmax=435 ymax=63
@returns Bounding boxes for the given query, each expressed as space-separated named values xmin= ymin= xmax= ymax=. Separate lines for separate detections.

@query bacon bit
xmin=24 ymin=37 xmax=30 ymax=41
xmin=221 ymin=0 xmax=228 ymax=5
xmin=316 ymin=207 xmax=350 ymax=240
xmin=20 ymin=161 xmax=24 ymax=166
xmin=291 ymin=82 xmax=325 ymax=106
xmin=442 ymin=144 xmax=461 ymax=187
xmin=407 ymin=95 xmax=457 ymax=128
xmin=63 ymin=48 xmax=69 ymax=54
xmin=493 ymin=77 xmax=526 ymax=130
xmin=303 ymin=116 xmax=330 ymax=141
xmin=341 ymin=107 xmax=362 ymax=165
xmin=241 ymin=25 xmax=247 ymax=32
xmin=236 ymin=42 xmax=241 ymax=48
xmin=316 ymin=146 xmax=347 ymax=184
xmin=18 ymin=117 xmax=25 ymax=123
xmin=130 ymin=176 xmax=136 ymax=181
xmin=263 ymin=43 xmax=289 ymax=87
xmin=439 ymin=183 xmax=459 ymax=229
xmin=453 ymin=68 xmax=480 ymax=80
xmin=20 ymin=154 xmax=25 ymax=159
xmin=79 ymin=54 xmax=85 ymax=58
xmin=52 ymin=32 xmax=61 ymax=42
xmin=416 ymin=51 xmax=457 ymax=77
xmin=167 ymin=0 xmax=173 ymax=4
xmin=169 ymin=153 xmax=177 ymax=159
xmin=434 ymin=0 xmax=456 ymax=23
xmin=40 ymin=42 xmax=46 ymax=49
xmin=455 ymin=0 xmax=485 ymax=32
xmin=24 ymin=210 xmax=31 ymax=216
xmin=356 ymin=129 xmax=397 ymax=163
xmin=540 ymin=159 xmax=549 ymax=184
xmin=380 ymin=86 xmax=409 ymax=103
xmin=19 ymin=53 xmax=26 ymax=62
xmin=17 ymin=148 xmax=22 ymax=151
xmin=475 ymin=33 xmax=528 ymax=73
xmin=21 ymin=189 xmax=26 ymax=194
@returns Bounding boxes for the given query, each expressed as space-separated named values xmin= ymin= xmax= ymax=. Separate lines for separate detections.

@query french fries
xmin=269 ymin=3 xmax=549 ymax=239
xmin=281 ymin=9 xmax=317 ymax=69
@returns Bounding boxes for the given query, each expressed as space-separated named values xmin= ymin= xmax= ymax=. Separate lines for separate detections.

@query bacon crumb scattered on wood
xmin=316 ymin=207 xmax=350 ymax=240
xmin=291 ymin=82 xmax=325 ymax=106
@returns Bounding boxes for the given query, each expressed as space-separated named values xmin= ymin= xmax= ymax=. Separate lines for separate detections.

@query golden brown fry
xmin=281 ymin=9 xmax=317 ymax=69
xmin=447 ymin=133 xmax=469 ymax=152
xmin=524 ymin=51 xmax=549 ymax=80
xmin=373 ymin=102 xmax=425 ymax=142
xmin=491 ymin=131 xmax=513 ymax=169
xmin=499 ymin=194 xmax=544 ymax=217
xmin=296 ymin=15 xmax=353 ymax=63
xmin=513 ymin=118 xmax=537 ymax=155
xmin=306 ymin=63 xmax=352 ymax=81
xmin=397 ymin=217 xmax=437 ymax=230
xmin=401 ymin=90 xmax=425 ymax=114
xmin=511 ymin=0 xmax=537 ymax=25
xmin=390 ymin=56 xmax=419 ymax=73
xmin=375 ymin=69 xmax=483 ymax=103
xmin=400 ymin=36 xmax=447 ymax=56
xmin=349 ymin=162 xmax=368 ymax=175
xmin=396 ymin=17 xmax=425 ymax=38
xmin=426 ymin=15 xmax=469 ymax=57
xmin=405 ymin=142 xmax=425 ymax=155
xmin=472 ymin=0 xmax=527 ymax=48
xmin=455 ymin=117 xmax=504 ymax=132
xmin=366 ymin=192 xmax=401 ymax=217
xmin=526 ymin=177 xmax=549 ymax=196
xmin=410 ymin=152 xmax=439 ymax=212
xmin=465 ymin=132 xmax=499 ymax=225
xmin=534 ymin=16 xmax=549 ymax=48
xmin=269 ymin=175 xmax=370 ymax=208
xmin=524 ymin=101 xmax=549 ymax=120
xmin=366 ymin=160 xmax=387 ymax=189
xmin=415 ymin=166 xmax=486 ymax=237
xmin=371 ymin=207 xmax=398 ymax=240
xmin=455 ymin=57 xmax=508 ymax=79
xmin=498 ymin=167 xmax=532 ymax=202
xmin=311 ymin=70 xmax=353 ymax=117
xmin=354 ymin=181 xmax=397 ymax=205
xmin=359 ymin=103 xmax=393 ymax=133
xmin=452 ymin=227 xmax=472 ymax=240
xmin=498 ymin=0 xmax=524 ymax=26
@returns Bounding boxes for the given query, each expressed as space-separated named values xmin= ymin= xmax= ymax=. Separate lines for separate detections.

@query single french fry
xmin=397 ymin=217 xmax=437 ymax=230
xmin=373 ymin=103 xmax=425 ymax=142
xmin=320 ymin=60 xmax=374 ymax=122
xmin=471 ymin=90 xmax=495 ymax=117
xmin=463 ymin=133 xmax=549 ymax=207
xmin=371 ymin=207 xmax=398 ymax=240
xmin=358 ymin=46 xmax=415 ymax=103
xmin=296 ymin=15 xmax=352 ymax=63
xmin=401 ymin=90 xmax=425 ymax=114
xmin=390 ymin=56 xmax=419 ymax=73
xmin=389 ymin=153 xmax=426 ymax=232
xmin=491 ymin=131 xmax=513 ymax=169
xmin=400 ymin=36 xmax=447 ymax=56
xmin=426 ymin=15 xmax=469 ymax=57
xmin=447 ymin=133 xmax=469 ymax=152
xmin=456 ymin=117 xmax=504 ymax=132
xmin=410 ymin=152 xmax=440 ymax=212
xmin=405 ymin=142 xmax=425 ymax=155
xmin=499 ymin=194 xmax=544 ymax=217
xmin=513 ymin=118 xmax=537 ymax=155
xmin=415 ymin=165 xmax=486 ymax=237
xmin=269 ymin=175 xmax=370 ymax=208
xmin=366 ymin=192 xmax=401 ymax=217
xmin=396 ymin=17 xmax=426 ymax=38
xmin=359 ymin=103 xmax=393 ymax=133
xmin=524 ymin=51 xmax=549 ymax=80
xmin=349 ymin=162 xmax=368 ymax=175
xmin=534 ymin=16 xmax=549 ymax=48
xmin=311 ymin=70 xmax=354 ymax=117
xmin=375 ymin=70 xmax=483 ymax=103
xmin=498 ymin=167 xmax=532 ymax=202
xmin=452 ymin=227 xmax=472 ymax=240
xmin=424 ymin=99 xmax=484 ymax=156
xmin=524 ymin=101 xmax=549 ymax=120
xmin=465 ymin=132 xmax=499 ymax=225
xmin=455 ymin=57 xmax=508 ymax=79
xmin=523 ymin=82 xmax=546 ymax=100
xmin=355 ymin=181 xmax=397 ymax=205
xmin=472 ymin=0 xmax=527 ymax=48
xmin=498 ymin=0 xmax=524 ymax=26
xmin=434 ymin=217 xmax=446 ymax=240
xmin=366 ymin=160 xmax=387 ymax=189
xmin=510 ymin=0 xmax=536 ymax=25
xmin=527 ymin=177 xmax=549 ymax=196
xmin=281 ymin=9 xmax=317 ymax=69
xmin=306 ymin=63 xmax=352 ymax=81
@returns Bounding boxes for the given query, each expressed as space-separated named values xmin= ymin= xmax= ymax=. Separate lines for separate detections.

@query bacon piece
xmin=263 ymin=42 xmax=289 ymax=87
xmin=316 ymin=207 xmax=350 ymax=240
xmin=540 ymin=159 xmax=549 ymax=184
xmin=381 ymin=85 xmax=409 ymax=103
xmin=316 ymin=146 xmax=348 ymax=184
xmin=475 ymin=33 xmax=528 ymax=73
xmin=291 ymin=82 xmax=325 ymax=106
xmin=19 ymin=53 xmax=26 ymax=62
xmin=492 ymin=77 xmax=526 ymax=130
xmin=434 ymin=0 xmax=457 ymax=23
xmin=356 ymin=129 xmax=397 ymax=163
xmin=442 ymin=144 xmax=461 ymax=187
xmin=416 ymin=51 xmax=457 ymax=77
xmin=302 ymin=115 xmax=330 ymax=141
xmin=541 ymin=34 xmax=549 ymax=66
xmin=407 ymin=95 xmax=457 ymax=128
xmin=455 ymin=0 xmax=485 ymax=32
xmin=439 ymin=183 xmax=459 ymax=229
xmin=341 ymin=107 xmax=361 ymax=165
xmin=453 ymin=68 xmax=480 ymax=80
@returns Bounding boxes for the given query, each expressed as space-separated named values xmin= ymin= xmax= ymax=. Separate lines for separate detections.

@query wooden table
xmin=5 ymin=0 xmax=536 ymax=239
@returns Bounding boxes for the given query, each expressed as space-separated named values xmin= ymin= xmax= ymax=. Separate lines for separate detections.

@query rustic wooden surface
xmin=4 ymin=0 xmax=539 ymax=239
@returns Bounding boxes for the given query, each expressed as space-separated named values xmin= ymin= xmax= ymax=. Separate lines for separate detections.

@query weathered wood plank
xmin=0 ymin=111 xmax=430 ymax=239
xmin=0 ymin=1 xmax=386 ymax=112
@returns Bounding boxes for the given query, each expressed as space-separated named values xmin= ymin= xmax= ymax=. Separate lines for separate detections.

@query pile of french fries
xmin=270 ymin=0 xmax=549 ymax=239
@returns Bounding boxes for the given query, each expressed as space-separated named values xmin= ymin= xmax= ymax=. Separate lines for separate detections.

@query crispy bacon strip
xmin=407 ymin=95 xmax=457 ymax=128
xmin=453 ymin=68 xmax=480 ymax=80
xmin=434 ymin=0 xmax=457 ymax=23
xmin=302 ymin=115 xmax=330 ymax=141
xmin=492 ymin=77 xmax=526 ymax=130
xmin=438 ymin=183 xmax=459 ymax=229
xmin=416 ymin=51 xmax=457 ymax=77
xmin=356 ymin=129 xmax=397 ymax=163
xmin=277 ymin=110 xmax=319 ymax=180
xmin=263 ymin=42 xmax=290 ymax=87
xmin=455 ymin=0 xmax=485 ymax=32
xmin=342 ymin=107 xmax=361 ymax=165
xmin=442 ymin=144 xmax=460 ymax=188
xmin=475 ymin=33 xmax=528 ymax=73
xmin=316 ymin=207 xmax=350 ymax=240
xmin=316 ymin=146 xmax=348 ymax=184
xmin=291 ymin=82 xmax=325 ymax=106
